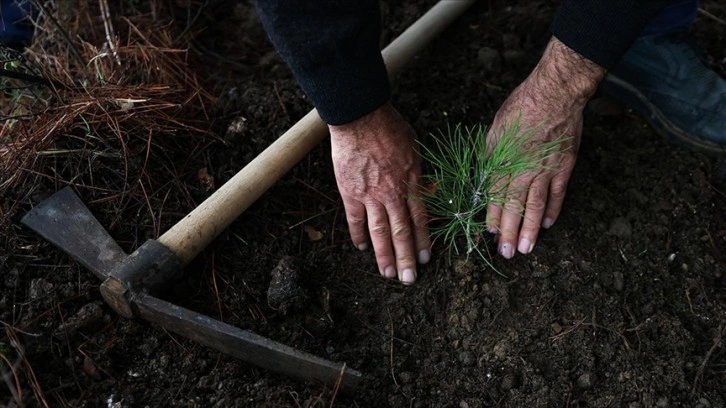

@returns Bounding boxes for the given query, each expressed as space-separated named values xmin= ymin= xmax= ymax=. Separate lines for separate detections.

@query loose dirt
xmin=1 ymin=1 xmax=724 ymax=407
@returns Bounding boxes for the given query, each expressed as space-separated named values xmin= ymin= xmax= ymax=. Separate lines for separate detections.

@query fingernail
xmin=356 ymin=243 xmax=368 ymax=251
xmin=401 ymin=268 xmax=416 ymax=285
xmin=518 ymin=238 xmax=534 ymax=254
xmin=499 ymin=243 xmax=514 ymax=259
xmin=542 ymin=218 xmax=554 ymax=229
xmin=487 ymin=226 xmax=498 ymax=234
xmin=417 ymin=249 xmax=431 ymax=264
xmin=383 ymin=266 xmax=396 ymax=278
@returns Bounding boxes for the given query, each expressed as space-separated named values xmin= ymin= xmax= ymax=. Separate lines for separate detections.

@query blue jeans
xmin=643 ymin=0 xmax=700 ymax=35
xmin=0 ymin=0 xmax=36 ymax=48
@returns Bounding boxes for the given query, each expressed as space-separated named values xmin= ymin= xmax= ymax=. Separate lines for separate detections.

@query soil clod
xmin=608 ymin=217 xmax=633 ymax=238
xmin=267 ymin=256 xmax=308 ymax=314
xmin=576 ymin=372 xmax=594 ymax=390
xmin=458 ymin=350 xmax=477 ymax=367
xmin=54 ymin=302 xmax=103 ymax=338
xmin=28 ymin=278 xmax=53 ymax=300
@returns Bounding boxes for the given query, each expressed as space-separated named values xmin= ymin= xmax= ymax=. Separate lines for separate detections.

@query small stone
xmin=458 ymin=351 xmax=477 ymax=367
xmin=54 ymin=303 xmax=103 ymax=338
xmin=197 ymin=375 xmax=214 ymax=389
xmin=398 ymin=371 xmax=413 ymax=384
xmin=641 ymin=302 xmax=655 ymax=316
xmin=500 ymin=373 xmax=518 ymax=391
xmin=139 ymin=336 xmax=159 ymax=357
xmin=696 ymin=397 xmax=711 ymax=408
xmin=656 ymin=396 xmax=669 ymax=407
xmin=225 ymin=116 xmax=247 ymax=138
xmin=493 ymin=342 xmax=507 ymax=360
xmin=576 ymin=372 xmax=594 ymax=390
xmin=607 ymin=217 xmax=632 ymax=238
xmin=29 ymin=278 xmax=53 ymax=300
xmin=476 ymin=47 xmax=502 ymax=75
xmin=612 ymin=271 xmax=624 ymax=292
xmin=82 ymin=356 xmax=101 ymax=380
xmin=158 ymin=354 xmax=169 ymax=369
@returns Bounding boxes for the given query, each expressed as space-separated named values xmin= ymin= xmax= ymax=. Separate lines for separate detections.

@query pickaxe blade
xmin=21 ymin=187 xmax=125 ymax=279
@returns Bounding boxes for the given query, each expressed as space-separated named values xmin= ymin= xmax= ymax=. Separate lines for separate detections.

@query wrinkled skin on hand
xmin=329 ymin=103 xmax=431 ymax=284
xmin=486 ymin=37 xmax=606 ymax=259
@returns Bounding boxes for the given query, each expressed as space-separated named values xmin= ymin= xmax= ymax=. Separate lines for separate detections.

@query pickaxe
xmin=21 ymin=0 xmax=475 ymax=391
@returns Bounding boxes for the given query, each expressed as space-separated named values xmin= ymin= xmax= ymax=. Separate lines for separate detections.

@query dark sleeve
xmin=254 ymin=0 xmax=390 ymax=126
xmin=551 ymin=0 xmax=675 ymax=70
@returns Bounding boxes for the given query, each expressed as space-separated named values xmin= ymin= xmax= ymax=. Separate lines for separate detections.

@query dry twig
xmin=692 ymin=322 xmax=725 ymax=394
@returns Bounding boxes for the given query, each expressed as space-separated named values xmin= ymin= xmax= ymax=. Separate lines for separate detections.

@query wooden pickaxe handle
xmin=158 ymin=0 xmax=476 ymax=266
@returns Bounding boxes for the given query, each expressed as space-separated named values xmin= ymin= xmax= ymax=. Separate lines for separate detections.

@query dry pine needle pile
xmin=0 ymin=0 xmax=218 ymax=239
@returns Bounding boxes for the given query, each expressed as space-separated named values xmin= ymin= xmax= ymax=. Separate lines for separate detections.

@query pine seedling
xmin=418 ymin=117 xmax=566 ymax=269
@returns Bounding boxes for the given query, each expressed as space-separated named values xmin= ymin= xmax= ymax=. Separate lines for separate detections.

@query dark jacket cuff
xmin=255 ymin=0 xmax=390 ymax=125
xmin=551 ymin=0 xmax=674 ymax=70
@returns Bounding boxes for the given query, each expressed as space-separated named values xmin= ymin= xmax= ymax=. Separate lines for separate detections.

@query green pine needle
xmin=418 ymin=116 xmax=567 ymax=270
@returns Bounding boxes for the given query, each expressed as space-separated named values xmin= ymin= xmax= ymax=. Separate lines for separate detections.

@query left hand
xmin=485 ymin=37 xmax=606 ymax=258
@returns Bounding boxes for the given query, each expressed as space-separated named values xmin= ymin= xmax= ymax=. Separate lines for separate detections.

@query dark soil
xmin=2 ymin=1 xmax=725 ymax=407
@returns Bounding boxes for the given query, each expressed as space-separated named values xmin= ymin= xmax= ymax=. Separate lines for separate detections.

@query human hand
xmin=486 ymin=37 xmax=606 ymax=259
xmin=329 ymin=103 xmax=431 ymax=284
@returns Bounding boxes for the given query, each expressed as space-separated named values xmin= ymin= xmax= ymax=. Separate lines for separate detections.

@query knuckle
xmin=370 ymin=223 xmax=390 ymax=237
xmin=549 ymin=181 xmax=568 ymax=200
xmin=396 ymin=254 xmax=416 ymax=265
xmin=504 ymin=198 xmax=525 ymax=214
xmin=346 ymin=214 xmax=366 ymax=227
xmin=525 ymin=198 xmax=546 ymax=212
xmin=392 ymin=223 xmax=412 ymax=239
xmin=411 ymin=212 xmax=428 ymax=227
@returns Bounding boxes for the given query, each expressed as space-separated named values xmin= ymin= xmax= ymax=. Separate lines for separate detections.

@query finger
xmin=341 ymin=196 xmax=369 ymax=250
xmin=542 ymin=163 xmax=572 ymax=229
xmin=366 ymin=202 xmax=397 ymax=279
xmin=486 ymin=199 xmax=503 ymax=235
xmin=407 ymin=196 xmax=431 ymax=264
xmin=406 ymin=170 xmax=431 ymax=264
xmin=484 ymin=126 xmax=504 ymax=235
xmin=497 ymin=176 xmax=532 ymax=259
xmin=517 ymin=174 xmax=550 ymax=254
xmin=486 ymin=175 xmax=508 ymax=235
xmin=385 ymin=197 xmax=417 ymax=285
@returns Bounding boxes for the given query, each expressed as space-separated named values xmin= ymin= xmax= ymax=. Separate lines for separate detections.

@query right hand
xmin=329 ymin=103 xmax=431 ymax=285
